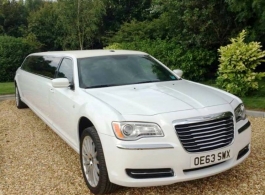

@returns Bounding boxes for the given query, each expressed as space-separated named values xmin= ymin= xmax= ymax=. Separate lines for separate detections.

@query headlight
xmin=234 ymin=103 xmax=246 ymax=122
xmin=112 ymin=122 xmax=164 ymax=140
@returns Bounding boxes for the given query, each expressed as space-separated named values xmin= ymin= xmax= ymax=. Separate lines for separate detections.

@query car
xmin=14 ymin=50 xmax=251 ymax=194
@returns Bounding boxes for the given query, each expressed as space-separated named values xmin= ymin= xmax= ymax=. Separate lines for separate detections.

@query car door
xmin=18 ymin=55 xmax=60 ymax=124
xmin=49 ymin=57 xmax=78 ymax=147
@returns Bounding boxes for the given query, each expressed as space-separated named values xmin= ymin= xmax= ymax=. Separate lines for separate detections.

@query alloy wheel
xmin=82 ymin=136 xmax=100 ymax=187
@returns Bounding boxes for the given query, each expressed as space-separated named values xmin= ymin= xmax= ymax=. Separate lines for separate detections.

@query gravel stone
xmin=0 ymin=100 xmax=264 ymax=195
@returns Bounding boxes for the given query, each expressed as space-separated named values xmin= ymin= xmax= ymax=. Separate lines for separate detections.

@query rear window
xmin=22 ymin=55 xmax=61 ymax=78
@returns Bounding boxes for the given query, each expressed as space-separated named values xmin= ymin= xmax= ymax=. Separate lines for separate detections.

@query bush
xmin=216 ymin=30 xmax=265 ymax=96
xmin=0 ymin=36 xmax=40 ymax=82
xmin=105 ymin=39 xmax=216 ymax=81
xmin=107 ymin=19 xmax=168 ymax=44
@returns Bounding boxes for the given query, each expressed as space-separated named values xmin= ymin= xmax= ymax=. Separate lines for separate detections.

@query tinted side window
xmin=57 ymin=58 xmax=73 ymax=82
xmin=21 ymin=56 xmax=61 ymax=78
xmin=21 ymin=56 xmax=36 ymax=72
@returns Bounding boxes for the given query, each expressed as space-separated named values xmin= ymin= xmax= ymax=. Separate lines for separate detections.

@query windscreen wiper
xmin=132 ymin=80 xmax=161 ymax=84
xmin=85 ymin=84 xmax=120 ymax=89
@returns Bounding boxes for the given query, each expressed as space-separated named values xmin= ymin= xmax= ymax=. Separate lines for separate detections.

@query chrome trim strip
xmin=187 ymin=142 xmax=229 ymax=152
xmin=173 ymin=112 xmax=233 ymax=125
xmin=180 ymin=131 xmax=233 ymax=140
xmin=178 ymin=127 xmax=233 ymax=136
xmin=183 ymin=134 xmax=233 ymax=144
xmin=176 ymin=122 xmax=233 ymax=131
xmin=175 ymin=119 xmax=232 ymax=129
xmin=184 ymin=139 xmax=231 ymax=147
xmin=117 ymin=144 xmax=174 ymax=150
xmin=130 ymin=171 xmax=171 ymax=175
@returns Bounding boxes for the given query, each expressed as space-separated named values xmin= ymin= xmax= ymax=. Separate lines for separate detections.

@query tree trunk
xmin=77 ymin=0 xmax=83 ymax=50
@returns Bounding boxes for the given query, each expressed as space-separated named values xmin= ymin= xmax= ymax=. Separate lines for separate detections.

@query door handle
xmin=50 ymin=88 xmax=54 ymax=93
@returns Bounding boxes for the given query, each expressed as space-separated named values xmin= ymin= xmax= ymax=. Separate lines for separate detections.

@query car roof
xmin=29 ymin=50 xmax=148 ymax=59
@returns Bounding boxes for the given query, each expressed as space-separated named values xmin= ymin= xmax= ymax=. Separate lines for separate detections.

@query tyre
xmin=15 ymin=85 xmax=28 ymax=109
xmin=80 ymin=127 xmax=119 ymax=194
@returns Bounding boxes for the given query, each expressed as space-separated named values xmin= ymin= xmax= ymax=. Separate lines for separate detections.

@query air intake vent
xmin=175 ymin=112 xmax=234 ymax=153
xmin=237 ymin=144 xmax=249 ymax=160
xmin=126 ymin=168 xmax=174 ymax=179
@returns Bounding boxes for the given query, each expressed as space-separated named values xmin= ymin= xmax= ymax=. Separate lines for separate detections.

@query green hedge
xmin=105 ymin=39 xmax=216 ymax=81
xmin=0 ymin=36 xmax=39 ymax=82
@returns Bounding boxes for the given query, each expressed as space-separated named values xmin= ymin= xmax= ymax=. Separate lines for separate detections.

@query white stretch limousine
xmin=15 ymin=50 xmax=251 ymax=194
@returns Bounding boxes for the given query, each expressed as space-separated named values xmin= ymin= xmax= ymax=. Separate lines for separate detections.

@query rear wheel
xmin=80 ymin=127 xmax=119 ymax=194
xmin=15 ymin=85 xmax=27 ymax=109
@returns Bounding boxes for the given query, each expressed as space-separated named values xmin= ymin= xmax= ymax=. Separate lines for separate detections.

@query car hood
xmin=85 ymin=80 xmax=234 ymax=116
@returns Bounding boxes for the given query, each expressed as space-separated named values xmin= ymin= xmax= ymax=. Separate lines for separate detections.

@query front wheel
xmin=80 ymin=127 xmax=119 ymax=194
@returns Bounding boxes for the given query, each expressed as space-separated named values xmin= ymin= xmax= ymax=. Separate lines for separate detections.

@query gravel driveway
xmin=0 ymin=100 xmax=264 ymax=195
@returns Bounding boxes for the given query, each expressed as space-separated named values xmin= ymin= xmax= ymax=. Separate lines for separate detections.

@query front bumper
xmin=100 ymin=122 xmax=251 ymax=187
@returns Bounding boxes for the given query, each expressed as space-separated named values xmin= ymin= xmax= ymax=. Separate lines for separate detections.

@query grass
xmin=201 ymin=79 xmax=265 ymax=111
xmin=241 ymin=79 xmax=265 ymax=111
xmin=0 ymin=82 xmax=15 ymax=95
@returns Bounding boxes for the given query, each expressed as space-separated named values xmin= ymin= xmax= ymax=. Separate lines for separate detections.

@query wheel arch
xmin=78 ymin=116 xmax=95 ymax=142
xmin=14 ymin=80 xmax=18 ymax=89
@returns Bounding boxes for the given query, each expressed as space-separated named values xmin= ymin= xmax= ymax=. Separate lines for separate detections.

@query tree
xmin=28 ymin=2 xmax=64 ymax=51
xmin=110 ymin=0 xmax=239 ymax=50
xmin=0 ymin=0 xmax=28 ymax=37
xmin=102 ymin=0 xmax=151 ymax=32
xmin=108 ymin=18 xmax=168 ymax=44
xmin=24 ymin=0 xmax=44 ymax=12
xmin=157 ymin=0 xmax=238 ymax=49
xmin=225 ymin=0 xmax=265 ymax=45
xmin=97 ymin=0 xmax=152 ymax=46
xmin=57 ymin=0 xmax=105 ymax=50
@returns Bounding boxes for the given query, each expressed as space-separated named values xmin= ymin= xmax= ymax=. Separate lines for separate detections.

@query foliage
xmin=217 ymin=30 xmax=265 ymax=96
xmin=104 ymin=43 xmax=122 ymax=50
xmin=107 ymin=18 xmax=167 ymax=44
xmin=24 ymin=32 xmax=43 ymax=50
xmin=57 ymin=0 xmax=105 ymax=50
xmin=24 ymin=0 xmax=44 ymax=12
xmin=111 ymin=0 xmax=238 ymax=49
xmin=225 ymin=0 xmax=265 ymax=44
xmin=105 ymin=39 xmax=216 ymax=81
xmin=0 ymin=0 xmax=28 ymax=37
xmin=27 ymin=2 xmax=63 ymax=51
xmin=0 ymin=36 xmax=40 ymax=82
xmin=100 ymin=0 xmax=152 ymax=44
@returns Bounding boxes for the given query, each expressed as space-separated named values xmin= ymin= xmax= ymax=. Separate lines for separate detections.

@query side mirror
xmin=52 ymin=78 xmax=70 ymax=88
xmin=173 ymin=69 xmax=183 ymax=78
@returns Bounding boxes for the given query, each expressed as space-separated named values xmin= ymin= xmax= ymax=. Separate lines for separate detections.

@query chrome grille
xmin=174 ymin=112 xmax=234 ymax=153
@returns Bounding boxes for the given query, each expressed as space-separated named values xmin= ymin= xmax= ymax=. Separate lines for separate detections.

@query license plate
xmin=191 ymin=149 xmax=232 ymax=168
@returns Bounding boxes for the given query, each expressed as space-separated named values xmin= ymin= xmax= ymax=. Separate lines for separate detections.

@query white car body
xmin=15 ymin=50 xmax=251 ymax=189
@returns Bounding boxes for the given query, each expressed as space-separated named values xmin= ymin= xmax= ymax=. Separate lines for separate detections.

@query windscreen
xmin=78 ymin=55 xmax=178 ymax=88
